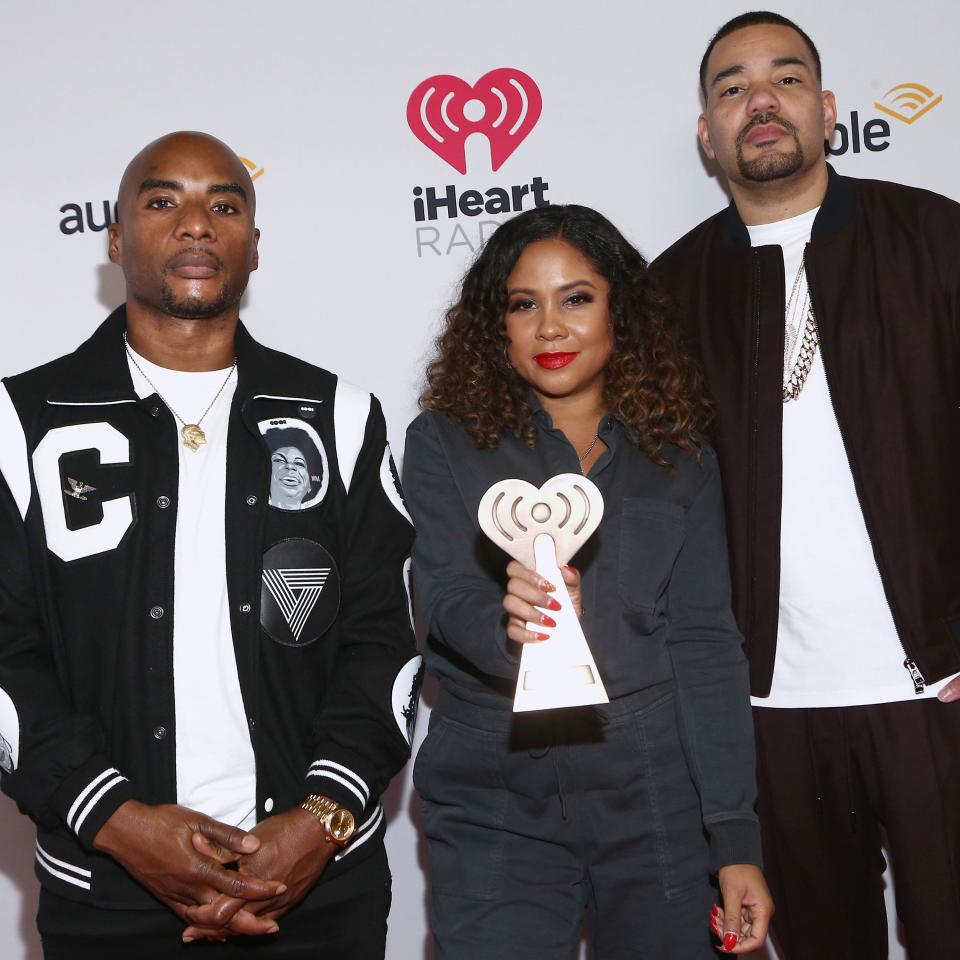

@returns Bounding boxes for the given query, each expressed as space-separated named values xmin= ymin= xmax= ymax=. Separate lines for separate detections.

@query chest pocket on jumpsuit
xmin=617 ymin=497 xmax=685 ymax=613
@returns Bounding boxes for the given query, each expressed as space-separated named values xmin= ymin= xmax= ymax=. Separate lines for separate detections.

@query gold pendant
xmin=181 ymin=424 xmax=207 ymax=451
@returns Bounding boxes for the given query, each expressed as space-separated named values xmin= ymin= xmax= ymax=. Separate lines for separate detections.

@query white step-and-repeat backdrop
xmin=1 ymin=1 xmax=954 ymax=956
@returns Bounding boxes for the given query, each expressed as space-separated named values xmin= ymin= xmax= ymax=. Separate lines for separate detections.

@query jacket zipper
xmin=804 ymin=251 xmax=925 ymax=694
xmin=748 ymin=251 xmax=762 ymax=645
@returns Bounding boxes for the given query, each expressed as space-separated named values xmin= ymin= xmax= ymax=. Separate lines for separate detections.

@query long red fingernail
xmin=546 ymin=597 xmax=561 ymax=611
xmin=711 ymin=904 xmax=720 ymax=917
xmin=540 ymin=579 xmax=556 ymax=592
xmin=535 ymin=632 xmax=549 ymax=641
xmin=539 ymin=614 xmax=556 ymax=628
xmin=723 ymin=932 xmax=739 ymax=951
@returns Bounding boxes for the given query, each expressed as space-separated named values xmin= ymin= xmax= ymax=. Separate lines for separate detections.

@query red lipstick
xmin=534 ymin=352 xmax=578 ymax=369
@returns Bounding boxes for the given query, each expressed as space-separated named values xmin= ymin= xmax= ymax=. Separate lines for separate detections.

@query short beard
xmin=735 ymin=112 xmax=804 ymax=182
xmin=159 ymin=280 xmax=235 ymax=320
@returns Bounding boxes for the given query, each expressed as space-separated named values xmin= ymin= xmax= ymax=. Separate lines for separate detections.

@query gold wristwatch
xmin=300 ymin=794 xmax=356 ymax=847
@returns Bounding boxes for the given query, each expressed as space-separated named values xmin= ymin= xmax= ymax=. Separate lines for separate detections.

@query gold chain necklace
xmin=123 ymin=332 xmax=237 ymax=451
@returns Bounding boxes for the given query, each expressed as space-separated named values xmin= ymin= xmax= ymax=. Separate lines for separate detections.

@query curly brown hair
xmin=421 ymin=204 xmax=710 ymax=463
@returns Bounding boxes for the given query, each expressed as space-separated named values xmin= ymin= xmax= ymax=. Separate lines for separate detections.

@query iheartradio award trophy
xmin=478 ymin=474 xmax=608 ymax=712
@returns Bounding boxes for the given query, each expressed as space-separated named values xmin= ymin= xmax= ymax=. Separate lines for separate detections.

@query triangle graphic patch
xmin=260 ymin=539 xmax=341 ymax=647
xmin=262 ymin=568 xmax=330 ymax=642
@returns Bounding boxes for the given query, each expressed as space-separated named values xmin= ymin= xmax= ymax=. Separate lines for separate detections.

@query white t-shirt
xmin=127 ymin=345 xmax=257 ymax=828
xmin=747 ymin=210 xmax=953 ymax=708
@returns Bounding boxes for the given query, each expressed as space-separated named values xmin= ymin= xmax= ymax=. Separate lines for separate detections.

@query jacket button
xmin=264 ymin=798 xmax=274 ymax=812
xmin=153 ymin=725 xmax=167 ymax=740
xmin=240 ymin=602 xmax=252 ymax=613
xmin=150 ymin=406 xmax=161 ymax=418
xmin=149 ymin=605 xmax=164 ymax=619
xmin=157 ymin=495 xmax=171 ymax=509
xmin=248 ymin=717 xmax=256 ymax=730
xmin=246 ymin=495 xmax=258 ymax=506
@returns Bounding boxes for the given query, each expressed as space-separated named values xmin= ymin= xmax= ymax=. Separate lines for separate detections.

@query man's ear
xmin=698 ymin=114 xmax=717 ymax=160
xmin=822 ymin=89 xmax=838 ymax=141
xmin=107 ymin=222 xmax=122 ymax=265
xmin=250 ymin=227 xmax=260 ymax=272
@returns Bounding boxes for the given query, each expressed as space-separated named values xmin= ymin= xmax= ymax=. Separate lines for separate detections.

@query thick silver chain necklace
xmin=783 ymin=257 xmax=819 ymax=403
xmin=123 ymin=332 xmax=237 ymax=451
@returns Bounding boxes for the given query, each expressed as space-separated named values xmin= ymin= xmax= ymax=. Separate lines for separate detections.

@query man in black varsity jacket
xmin=0 ymin=131 xmax=421 ymax=957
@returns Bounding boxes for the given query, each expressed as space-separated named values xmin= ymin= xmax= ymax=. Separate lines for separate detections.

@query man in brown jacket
xmin=652 ymin=11 xmax=960 ymax=960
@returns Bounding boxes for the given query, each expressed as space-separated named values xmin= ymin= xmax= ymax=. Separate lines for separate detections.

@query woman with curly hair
xmin=403 ymin=204 xmax=772 ymax=959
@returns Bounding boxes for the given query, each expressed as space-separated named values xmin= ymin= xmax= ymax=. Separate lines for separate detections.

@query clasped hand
xmin=94 ymin=800 xmax=335 ymax=943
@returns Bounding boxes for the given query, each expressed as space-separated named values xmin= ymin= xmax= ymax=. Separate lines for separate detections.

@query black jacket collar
xmin=48 ymin=305 xmax=318 ymax=405
xmin=719 ymin=163 xmax=858 ymax=247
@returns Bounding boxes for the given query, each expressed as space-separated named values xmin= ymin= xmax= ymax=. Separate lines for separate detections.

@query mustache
xmin=163 ymin=246 xmax=225 ymax=271
xmin=736 ymin=112 xmax=800 ymax=147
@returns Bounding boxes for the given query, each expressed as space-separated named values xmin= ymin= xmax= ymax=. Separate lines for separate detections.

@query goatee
xmin=160 ymin=281 xmax=235 ymax=320
xmin=735 ymin=112 xmax=804 ymax=182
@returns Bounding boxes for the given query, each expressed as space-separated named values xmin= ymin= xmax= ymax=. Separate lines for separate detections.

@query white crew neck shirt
xmin=127 ymin=345 xmax=257 ymax=827
xmin=746 ymin=209 xmax=952 ymax=707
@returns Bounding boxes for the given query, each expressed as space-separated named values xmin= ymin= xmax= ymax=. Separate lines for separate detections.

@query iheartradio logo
xmin=407 ymin=68 xmax=542 ymax=174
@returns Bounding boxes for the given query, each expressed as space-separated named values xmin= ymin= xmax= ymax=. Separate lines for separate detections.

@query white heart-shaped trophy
xmin=478 ymin=474 xmax=608 ymax=712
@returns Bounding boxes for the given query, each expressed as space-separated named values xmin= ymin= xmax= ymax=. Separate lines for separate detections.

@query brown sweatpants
xmin=754 ymin=700 xmax=960 ymax=960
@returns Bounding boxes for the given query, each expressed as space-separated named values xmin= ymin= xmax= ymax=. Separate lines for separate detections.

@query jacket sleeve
xmin=402 ymin=413 xmax=519 ymax=679
xmin=303 ymin=392 xmax=421 ymax=820
xmin=665 ymin=447 xmax=762 ymax=871
xmin=0 ymin=390 xmax=134 ymax=848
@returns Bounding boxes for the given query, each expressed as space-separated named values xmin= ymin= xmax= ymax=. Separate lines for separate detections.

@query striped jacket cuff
xmin=334 ymin=802 xmax=384 ymax=863
xmin=304 ymin=758 xmax=370 ymax=820
xmin=54 ymin=758 xmax=135 ymax=849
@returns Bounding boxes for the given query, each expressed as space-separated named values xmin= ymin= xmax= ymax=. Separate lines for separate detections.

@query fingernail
xmin=277 ymin=884 xmax=287 ymax=894
xmin=546 ymin=597 xmax=561 ymax=611
xmin=183 ymin=936 xmax=195 ymax=943
xmin=240 ymin=835 xmax=258 ymax=851
xmin=565 ymin=564 xmax=576 ymax=572
xmin=535 ymin=632 xmax=549 ymax=641
xmin=723 ymin=932 xmax=739 ymax=951
xmin=539 ymin=614 xmax=556 ymax=628
xmin=268 ymin=924 xmax=279 ymax=934
xmin=939 ymin=688 xmax=955 ymax=702
xmin=540 ymin=579 xmax=556 ymax=592
xmin=711 ymin=904 xmax=720 ymax=917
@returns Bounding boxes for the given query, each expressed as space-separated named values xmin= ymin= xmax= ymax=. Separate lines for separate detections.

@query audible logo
xmin=874 ymin=83 xmax=943 ymax=125
xmin=59 ymin=201 xmax=119 ymax=235
xmin=59 ymin=155 xmax=265 ymax=236
xmin=829 ymin=82 xmax=943 ymax=157
xmin=240 ymin=156 xmax=265 ymax=180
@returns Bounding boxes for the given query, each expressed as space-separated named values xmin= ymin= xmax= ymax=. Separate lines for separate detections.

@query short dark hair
xmin=699 ymin=11 xmax=822 ymax=97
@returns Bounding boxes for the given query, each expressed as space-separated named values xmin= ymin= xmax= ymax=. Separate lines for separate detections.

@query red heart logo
xmin=407 ymin=68 xmax=543 ymax=175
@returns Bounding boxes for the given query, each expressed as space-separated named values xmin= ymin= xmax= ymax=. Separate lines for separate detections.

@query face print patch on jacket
xmin=261 ymin=538 xmax=341 ymax=647
xmin=259 ymin=418 xmax=329 ymax=512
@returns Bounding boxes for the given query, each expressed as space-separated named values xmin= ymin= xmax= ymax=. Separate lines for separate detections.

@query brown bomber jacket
xmin=651 ymin=165 xmax=960 ymax=697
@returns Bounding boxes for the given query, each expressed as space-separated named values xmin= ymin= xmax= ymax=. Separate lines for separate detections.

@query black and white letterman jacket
xmin=0 ymin=307 xmax=422 ymax=910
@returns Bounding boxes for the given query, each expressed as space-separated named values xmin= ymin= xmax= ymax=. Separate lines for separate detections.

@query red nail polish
xmin=540 ymin=579 xmax=556 ymax=592
xmin=711 ymin=904 xmax=720 ymax=917
xmin=535 ymin=632 xmax=549 ymax=641
xmin=723 ymin=932 xmax=738 ymax=952
xmin=546 ymin=597 xmax=561 ymax=611
xmin=540 ymin=614 xmax=556 ymax=629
